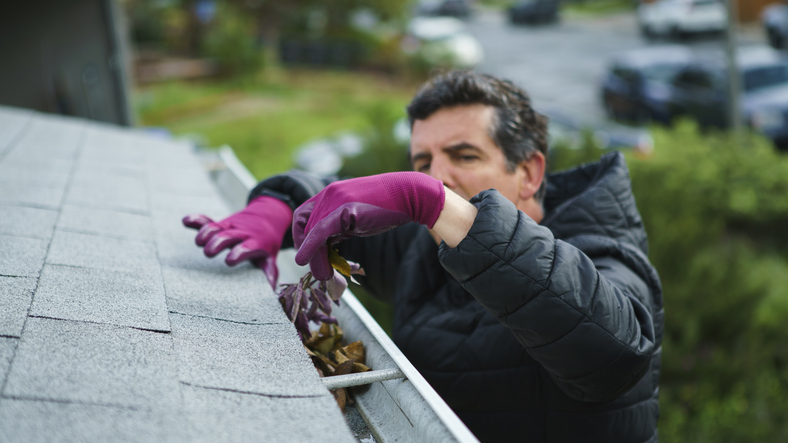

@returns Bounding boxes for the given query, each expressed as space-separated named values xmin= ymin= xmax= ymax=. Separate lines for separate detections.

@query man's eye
xmin=459 ymin=155 xmax=478 ymax=162
xmin=417 ymin=163 xmax=430 ymax=172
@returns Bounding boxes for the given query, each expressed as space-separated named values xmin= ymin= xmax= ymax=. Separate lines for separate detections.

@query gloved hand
xmin=293 ymin=172 xmax=445 ymax=280
xmin=182 ymin=196 xmax=293 ymax=288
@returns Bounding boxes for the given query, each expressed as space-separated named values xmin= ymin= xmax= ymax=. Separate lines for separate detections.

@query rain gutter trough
xmin=207 ymin=145 xmax=480 ymax=443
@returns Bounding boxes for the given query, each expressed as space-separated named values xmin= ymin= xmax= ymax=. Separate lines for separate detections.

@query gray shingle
xmin=57 ymin=204 xmax=154 ymax=242
xmin=162 ymin=266 xmax=285 ymax=325
xmin=72 ymin=159 xmax=146 ymax=181
xmin=0 ymin=234 xmax=48 ymax=277
xmin=0 ymin=182 xmax=66 ymax=209
xmin=0 ymin=277 xmax=36 ymax=337
xmin=147 ymin=166 xmax=218 ymax=196
xmin=31 ymin=264 xmax=170 ymax=332
xmin=149 ymin=191 xmax=229 ymax=216
xmin=154 ymin=217 xmax=248 ymax=273
xmin=46 ymin=230 xmax=159 ymax=274
xmin=170 ymin=313 xmax=326 ymax=397
xmin=4 ymin=317 xmax=179 ymax=409
xmin=0 ymin=164 xmax=70 ymax=189
xmin=1 ymin=338 xmax=18 ymax=383
xmin=0 ymin=398 xmax=189 ymax=443
xmin=181 ymin=384 xmax=355 ymax=443
xmin=0 ymin=106 xmax=32 ymax=154
xmin=64 ymin=178 xmax=149 ymax=214
xmin=0 ymin=205 xmax=58 ymax=239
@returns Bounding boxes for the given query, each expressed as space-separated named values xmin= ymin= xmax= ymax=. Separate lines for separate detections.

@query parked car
xmin=762 ymin=3 xmax=788 ymax=49
xmin=668 ymin=47 xmax=788 ymax=148
xmin=508 ymin=0 xmax=560 ymax=25
xmin=406 ymin=17 xmax=484 ymax=68
xmin=601 ymin=45 xmax=695 ymax=124
xmin=416 ymin=0 xmax=472 ymax=18
xmin=637 ymin=0 xmax=727 ymax=40
xmin=605 ymin=45 xmax=788 ymax=150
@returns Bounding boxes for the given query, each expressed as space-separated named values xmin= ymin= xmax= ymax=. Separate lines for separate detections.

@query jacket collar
xmin=541 ymin=152 xmax=648 ymax=254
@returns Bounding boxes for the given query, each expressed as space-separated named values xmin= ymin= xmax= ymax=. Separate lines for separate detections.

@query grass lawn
xmin=134 ymin=68 xmax=419 ymax=180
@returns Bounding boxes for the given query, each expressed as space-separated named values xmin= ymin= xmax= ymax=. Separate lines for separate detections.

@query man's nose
xmin=428 ymin=158 xmax=455 ymax=190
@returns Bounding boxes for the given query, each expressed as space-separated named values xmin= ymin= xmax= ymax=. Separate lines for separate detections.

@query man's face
xmin=410 ymin=104 xmax=527 ymax=209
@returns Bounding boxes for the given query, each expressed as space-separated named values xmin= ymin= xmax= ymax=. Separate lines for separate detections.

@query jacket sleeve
xmin=335 ymin=224 xmax=422 ymax=304
xmin=437 ymin=190 xmax=656 ymax=403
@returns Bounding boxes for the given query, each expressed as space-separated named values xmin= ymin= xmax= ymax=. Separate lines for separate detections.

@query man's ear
xmin=518 ymin=152 xmax=546 ymax=200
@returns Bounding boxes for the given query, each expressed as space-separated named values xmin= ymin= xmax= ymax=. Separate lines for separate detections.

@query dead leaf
xmin=333 ymin=387 xmax=347 ymax=412
xmin=328 ymin=246 xmax=352 ymax=277
xmin=333 ymin=360 xmax=355 ymax=376
xmin=342 ymin=341 xmax=365 ymax=364
xmin=352 ymin=362 xmax=371 ymax=373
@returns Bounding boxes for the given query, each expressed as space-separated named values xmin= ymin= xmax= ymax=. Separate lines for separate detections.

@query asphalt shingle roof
xmin=0 ymin=105 xmax=356 ymax=442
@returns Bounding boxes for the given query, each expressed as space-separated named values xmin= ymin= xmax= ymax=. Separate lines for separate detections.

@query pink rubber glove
xmin=182 ymin=196 xmax=293 ymax=288
xmin=293 ymin=172 xmax=445 ymax=280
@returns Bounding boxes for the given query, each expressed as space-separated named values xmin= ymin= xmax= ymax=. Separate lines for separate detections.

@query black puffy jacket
xmin=251 ymin=152 xmax=663 ymax=443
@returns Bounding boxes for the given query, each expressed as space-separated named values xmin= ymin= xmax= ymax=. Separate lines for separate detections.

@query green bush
xmin=623 ymin=122 xmax=788 ymax=442
xmin=553 ymin=121 xmax=788 ymax=441
xmin=338 ymin=100 xmax=411 ymax=178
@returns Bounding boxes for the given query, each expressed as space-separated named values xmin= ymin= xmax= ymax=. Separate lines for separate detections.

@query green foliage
xmin=548 ymin=128 xmax=607 ymax=173
xmin=202 ymin=3 xmax=263 ymax=77
xmin=624 ymin=122 xmax=788 ymax=442
xmin=553 ymin=121 xmax=788 ymax=441
xmin=338 ymin=100 xmax=411 ymax=178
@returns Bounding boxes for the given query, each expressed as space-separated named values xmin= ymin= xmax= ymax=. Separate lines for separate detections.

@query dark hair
xmin=406 ymin=70 xmax=549 ymax=201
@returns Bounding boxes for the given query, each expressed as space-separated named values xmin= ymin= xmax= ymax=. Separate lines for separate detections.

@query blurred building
xmin=0 ymin=0 xmax=133 ymax=126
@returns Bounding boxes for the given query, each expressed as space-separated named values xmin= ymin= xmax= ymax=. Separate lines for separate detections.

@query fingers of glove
xmin=294 ymin=203 xmax=410 ymax=267
xmin=195 ymin=223 xmax=225 ymax=246
xmin=182 ymin=214 xmax=214 ymax=230
xmin=204 ymin=231 xmax=246 ymax=257
xmin=291 ymin=200 xmax=315 ymax=251
xmin=226 ymin=238 xmax=270 ymax=266
xmin=256 ymin=254 xmax=279 ymax=289
xmin=307 ymin=244 xmax=333 ymax=281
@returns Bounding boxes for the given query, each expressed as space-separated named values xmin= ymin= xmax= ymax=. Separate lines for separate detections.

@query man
xmin=184 ymin=71 xmax=663 ymax=442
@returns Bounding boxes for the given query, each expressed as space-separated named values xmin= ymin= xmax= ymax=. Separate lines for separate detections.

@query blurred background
xmin=3 ymin=0 xmax=788 ymax=441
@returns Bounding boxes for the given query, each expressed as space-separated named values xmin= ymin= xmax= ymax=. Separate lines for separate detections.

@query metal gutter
xmin=206 ymin=146 xmax=480 ymax=443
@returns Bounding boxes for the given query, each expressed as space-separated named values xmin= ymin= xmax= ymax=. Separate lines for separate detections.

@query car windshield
xmin=743 ymin=64 xmax=788 ymax=92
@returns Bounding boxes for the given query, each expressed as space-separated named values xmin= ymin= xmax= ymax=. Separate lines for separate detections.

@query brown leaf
xmin=332 ymin=388 xmax=347 ymax=412
xmin=333 ymin=360 xmax=355 ymax=376
xmin=311 ymin=355 xmax=334 ymax=375
xmin=352 ymin=362 xmax=371 ymax=373
xmin=332 ymin=350 xmax=350 ymax=366
xmin=342 ymin=341 xmax=365 ymax=364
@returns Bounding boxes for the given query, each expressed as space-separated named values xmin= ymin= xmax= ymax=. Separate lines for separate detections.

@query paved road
xmin=464 ymin=9 xmax=766 ymax=124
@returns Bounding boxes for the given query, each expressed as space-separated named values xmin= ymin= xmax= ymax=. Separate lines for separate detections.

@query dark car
xmin=508 ymin=0 xmax=559 ymax=25
xmin=601 ymin=45 xmax=695 ymax=124
xmin=604 ymin=45 xmax=788 ymax=150
xmin=417 ymin=0 xmax=472 ymax=18
xmin=667 ymin=47 xmax=788 ymax=148
xmin=762 ymin=3 xmax=788 ymax=49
